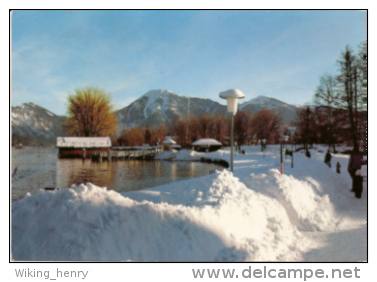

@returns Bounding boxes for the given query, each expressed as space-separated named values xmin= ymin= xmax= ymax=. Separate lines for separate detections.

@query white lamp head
xmin=219 ymin=89 xmax=245 ymax=115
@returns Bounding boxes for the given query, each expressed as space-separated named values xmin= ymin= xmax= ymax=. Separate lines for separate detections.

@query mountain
xmin=11 ymin=91 xmax=303 ymax=144
xmin=115 ymin=89 xmax=227 ymax=130
xmin=11 ymin=102 xmax=64 ymax=145
xmin=240 ymin=95 xmax=300 ymax=123
xmin=115 ymin=91 xmax=301 ymax=131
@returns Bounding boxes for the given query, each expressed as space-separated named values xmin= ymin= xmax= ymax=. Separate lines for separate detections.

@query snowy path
xmin=235 ymin=147 xmax=367 ymax=262
xmin=303 ymin=227 xmax=367 ymax=262
xmin=302 ymin=177 xmax=367 ymax=262
xmin=303 ymin=180 xmax=367 ymax=262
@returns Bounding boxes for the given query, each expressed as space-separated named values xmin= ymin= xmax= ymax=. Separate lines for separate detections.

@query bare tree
xmin=211 ymin=114 xmax=229 ymax=144
xmin=336 ymin=45 xmax=363 ymax=150
xmin=296 ymin=106 xmax=316 ymax=150
xmin=314 ymin=74 xmax=337 ymax=151
xmin=150 ymin=125 xmax=166 ymax=146
xmin=118 ymin=127 xmax=144 ymax=146
xmin=197 ymin=114 xmax=212 ymax=138
xmin=233 ymin=111 xmax=249 ymax=148
xmin=250 ymin=109 xmax=282 ymax=145
xmin=144 ymin=126 xmax=152 ymax=144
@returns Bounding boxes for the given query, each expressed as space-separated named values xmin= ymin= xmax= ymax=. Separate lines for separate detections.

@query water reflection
xmin=56 ymin=158 xmax=114 ymax=189
xmin=12 ymin=147 xmax=223 ymax=201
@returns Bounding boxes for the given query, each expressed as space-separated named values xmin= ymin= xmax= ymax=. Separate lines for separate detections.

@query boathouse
xmin=56 ymin=137 xmax=112 ymax=158
xmin=162 ymin=137 xmax=179 ymax=151
xmin=191 ymin=138 xmax=222 ymax=152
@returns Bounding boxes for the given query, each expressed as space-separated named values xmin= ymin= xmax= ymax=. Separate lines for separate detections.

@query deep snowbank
xmin=11 ymin=145 xmax=367 ymax=261
xmin=12 ymin=171 xmax=309 ymax=261
xmin=244 ymin=169 xmax=336 ymax=232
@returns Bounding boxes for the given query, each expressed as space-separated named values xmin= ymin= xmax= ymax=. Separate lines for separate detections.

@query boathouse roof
xmin=56 ymin=137 xmax=112 ymax=148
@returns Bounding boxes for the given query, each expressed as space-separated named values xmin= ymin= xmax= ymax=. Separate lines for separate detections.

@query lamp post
xmin=283 ymin=135 xmax=289 ymax=146
xmin=261 ymin=139 xmax=266 ymax=158
xmin=280 ymin=135 xmax=289 ymax=174
xmin=219 ymin=89 xmax=245 ymax=172
xmin=288 ymin=126 xmax=296 ymax=168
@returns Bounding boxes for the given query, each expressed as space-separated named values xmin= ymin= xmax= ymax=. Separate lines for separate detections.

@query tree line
xmin=116 ymin=108 xmax=282 ymax=147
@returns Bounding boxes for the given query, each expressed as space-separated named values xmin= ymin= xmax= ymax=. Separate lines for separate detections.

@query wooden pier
xmin=91 ymin=146 xmax=162 ymax=162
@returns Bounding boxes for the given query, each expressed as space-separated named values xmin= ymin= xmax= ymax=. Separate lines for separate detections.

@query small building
xmin=191 ymin=138 xmax=222 ymax=152
xmin=56 ymin=137 xmax=112 ymax=158
xmin=172 ymin=144 xmax=182 ymax=150
xmin=162 ymin=137 xmax=178 ymax=151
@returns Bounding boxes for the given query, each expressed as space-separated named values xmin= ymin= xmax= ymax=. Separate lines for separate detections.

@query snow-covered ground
xmin=11 ymin=145 xmax=367 ymax=261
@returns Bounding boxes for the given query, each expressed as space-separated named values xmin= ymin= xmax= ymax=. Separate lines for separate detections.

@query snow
xmin=138 ymin=89 xmax=187 ymax=122
xmin=56 ymin=137 xmax=112 ymax=148
xmin=141 ymin=89 xmax=182 ymax=119
xmin=11 ymin=145 xmax=367 ymax=261
xmin=239 ymin=95 xmax=292 ymax=111
xmin=143 ymin=90 xmax=163 ymax=118
xmin=154 ymin=148 xmax=228 ymax=162
xmin=240 ymin=95 xmax=272 ymax=107
xmin=191 ymin=138 xmax=222 ymax=146
xmin=11 ymin=112 xmax=20 ymax=125
xmin=161 ymin=136 xmax=176 ymax=145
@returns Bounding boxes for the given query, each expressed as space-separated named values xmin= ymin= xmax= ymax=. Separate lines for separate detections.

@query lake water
xmin=11 ymin=147 xmax=223 ymax=201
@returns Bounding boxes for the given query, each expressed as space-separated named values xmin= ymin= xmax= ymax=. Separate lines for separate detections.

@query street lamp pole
xmin=291 ymin=141 xmax=294 ymax=168
xmin=281 ymin=135 xmax=289 ymax=175
xmin=280 ymin=142 xmax=283 ymax=174
xmin=230 ymin=114 xmax=234 ymax=171
xmin=262 ymin=139 xmax=266 ymax=158
xmin=288 ymin=126 xmax=296 ymax=168
xmin=219 ymin=89 xmax=245 ymax=173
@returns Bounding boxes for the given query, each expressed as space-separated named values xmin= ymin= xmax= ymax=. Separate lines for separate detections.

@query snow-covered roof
xmin=162 ymin=137 xmax=176 ymax=145
xmin=191 ymin=138 xmax=222 ymax=146
xmin=56 ymin=137 xmax=112 ymax=148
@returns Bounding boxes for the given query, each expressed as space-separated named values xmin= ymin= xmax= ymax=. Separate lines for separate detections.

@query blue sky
xmin=11 ymin=10 xmax=366 ymax=115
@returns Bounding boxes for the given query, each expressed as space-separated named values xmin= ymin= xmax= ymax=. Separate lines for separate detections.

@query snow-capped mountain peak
xmin=240 ymin=95 xmax=295 ymax=111
xmin=11 ymin=102 xmax=64 ymax=145
xmin=141 ymin=90 xmax=177 ymax=119
xmin=241 ymin=95 xmax=287 ymax=107
xmin=116 ymin=89 xmax=226 ymax=129
xmin=247 ymin=95 xmax=272 ymax=104
xmin=142 ymin=89 xmax=174 ymax=99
